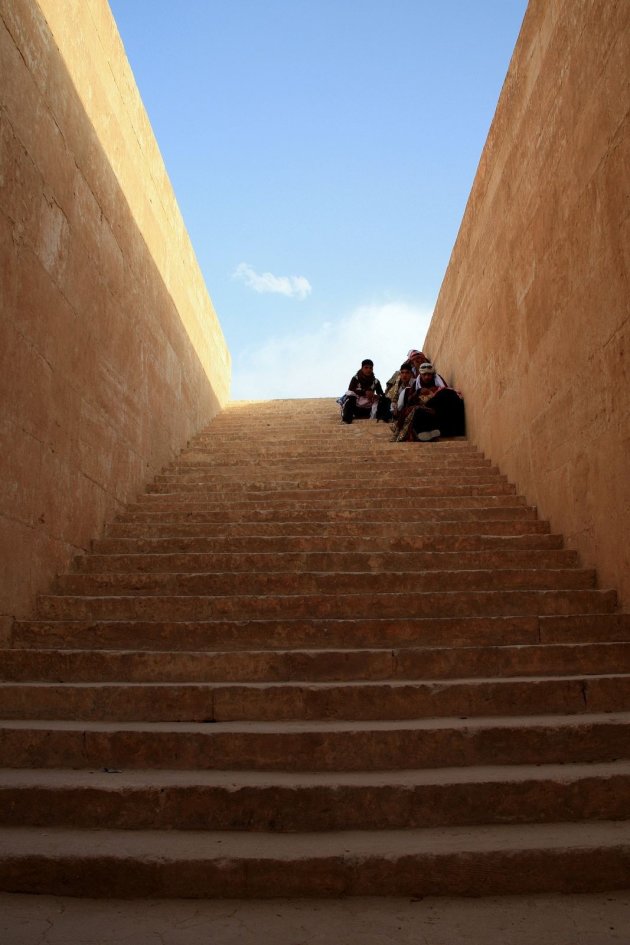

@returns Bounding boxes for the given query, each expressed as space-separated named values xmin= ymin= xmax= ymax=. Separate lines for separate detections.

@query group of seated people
xmin=338 ymin=349 xmax=465 ymax=442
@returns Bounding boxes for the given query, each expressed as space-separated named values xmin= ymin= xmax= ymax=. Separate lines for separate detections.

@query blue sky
xmin=108 ymin=0 xmax=528 ymax=399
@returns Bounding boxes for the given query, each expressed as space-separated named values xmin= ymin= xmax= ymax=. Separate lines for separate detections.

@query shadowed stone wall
xmin=425 ymin=0 xmax=629 ymax=605
xmin=0 ymin=0 xmax=231 ymax=636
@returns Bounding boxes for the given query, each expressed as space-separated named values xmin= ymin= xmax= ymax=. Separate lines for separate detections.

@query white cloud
xmin=231 ymin=300 xmax=434 ymax=400
xmin=233 ymin=262 xmax=312 ymax=300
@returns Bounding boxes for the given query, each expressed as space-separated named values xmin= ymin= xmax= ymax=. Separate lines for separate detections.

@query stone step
xmin=165 ymin=459 xmax=495 ymax=477
xmin=74 ymin=548 xmax=579 ymax=575
xmin=173 ymin=441 xmax=489 ymax=455
xmin=112 ymin=506 xmax=538 ymax=526
xmin=192 ymin=425 xmax=463 ymax=438
xmin=1 ymin=712 xmax=629 ymax=770
xmin=144 ymin=483 xmax=518 ymax=501
xmin=14 ymin=613 xmax=628 ymax=652
xmin=192 ymin=435 xmax=472 ymax=447
xmin=146 ymin=476 xmax=513 ymax=493
xmin=179 ymin=442 xmax=478 ymax=456
xmin=1 ymin=761 xmax=629 ymax=831
xmin=196 ymin=428 xmax=395 ymax=437
xmin=187 ymin=434 xmax=470 ymax=443
xmin=186 ymin=425 xmax=471 ymax=436
xmin=174 ymin=441 xmax=470 ymax=460
xmin=181 ymin=453 xmax=477 ymax=465
xmin=1 ymin=673 xmax=629 ymax=722
xmin=128 ymin=493 xmax=523 ymax=514
xmin=6 ymin=820 xmax=628 ymax=898
xmin=53 ymin=567 xmax=597 ymax=598
xmin=35 ymin=588 xmax=616 ymax=622
xmin=4 ymin=393 xmax=629 ymax=903
xmin=92 ymin=532 xmax=564 ymax=556
xmin=171 ymin=449 xmax=491 ymax=463
xmin=151 ymin=470 xmax=501 ymax=489
xmin=151 ymin=481 xmax=512 ymax=496
xmin=4 ymin=641 xmax=630 ymax=683
xmin=178 ymin=449 xmax=482 ymax=466
xmin=116 ymin=499 xmax=531 ymax=524
xmin=103 ymin=518 xmax=552 ymax=540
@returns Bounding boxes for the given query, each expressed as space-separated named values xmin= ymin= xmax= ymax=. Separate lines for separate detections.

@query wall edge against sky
xmin=36 ymin=0 xmax=231 ymax=404
xmin=425 ymin=0 xmax=630 ymax=607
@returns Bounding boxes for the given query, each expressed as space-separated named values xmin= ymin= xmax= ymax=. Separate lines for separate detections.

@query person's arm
xmin=403 ymin=386 xmax=420 ymax=407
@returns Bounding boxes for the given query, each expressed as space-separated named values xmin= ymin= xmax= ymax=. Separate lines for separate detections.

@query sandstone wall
xmin=0 ymin=0 xmax=231 ymax=636
xmin=425 ymin=0 xmax=630 ymax=605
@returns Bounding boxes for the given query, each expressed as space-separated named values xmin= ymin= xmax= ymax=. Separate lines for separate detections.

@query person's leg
xmin=393 ymin=407 xmax=417 ymax=441
xmin=375 ymin=398 xmax=391 ymax=422
xmin=431 ymin=389 xmax=465 ymax=436
xmin=341 ymin=395 xmax=356 ymax=423
xmin=412 ymin=406 xmax=440 ymax=441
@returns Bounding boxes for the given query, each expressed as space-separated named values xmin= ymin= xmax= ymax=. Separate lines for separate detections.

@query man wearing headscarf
xmin=406 ymin=349 xmax=447 ymax=387
xmin=406 ymin=362 xmax=466 ymax=440
xmin=341 ymin=359 xmax=390 ymax=424
xmin=386 ymin=361 xmax=414 ymax=419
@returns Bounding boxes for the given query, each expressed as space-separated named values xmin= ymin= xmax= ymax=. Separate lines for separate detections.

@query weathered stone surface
xmin=0 ymin=398 xmax=629 ymax=897
xmin=425 ymin=0 xmax=630 ymax=608
xmin=2 ymin=763 xmax=630 ymax=831
xmin=2 ymin=0 xmax=629 ymax=897
xmin=0 ymin=0 xmax=229 ymax=625
xmin=0 ymin=823 xmax=629 ymax=898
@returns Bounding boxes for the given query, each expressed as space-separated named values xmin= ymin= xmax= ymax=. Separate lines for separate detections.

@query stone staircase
xmin=1 ymin=397 xmax=629 ymax=897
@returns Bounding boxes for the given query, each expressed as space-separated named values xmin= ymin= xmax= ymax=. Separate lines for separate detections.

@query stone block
xmin=427 ymin=0 xmax=630 ymax=606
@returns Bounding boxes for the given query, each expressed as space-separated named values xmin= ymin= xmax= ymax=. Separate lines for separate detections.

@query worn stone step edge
xmin=110 ymin=510 xmax=540 ymax=528
xmin=1 ymin=712 xmax=629 ymax=771
xmin=163 ymin=463 xmax=495 ymax=478
xmin=168 ymin=452 xmax=490 ymax=464
xmin=116 ymin=499 xmax=531 ymax=521
xmin=3 ymin=641 xmax=630 ymax=683
xmin=72 ymin=549 xmax=579 ymax=575
xmin=1 ymin=674 xmax=630 ymax=723
xmin=13 ymin=613 xmax=629 ymax=652
xmin=122 ymin=495 xmax=525 ymax=513
xmin=140 ymin=483 xmax=517 ymax=500
xmin=189 ymin=438 xmax=471 ymax=448
xmin=91 ymin=533 xmax=564 ymax=555
xmin=176 ymin=455 xmax=484 ymax=468
xmin=53 ymin=567 xmax=598 ymax=598
xmin=151 ymin=472 xmax=502 ymax=489
xmin=181 ymin=436 xmax=474 ymax=446
xmin=177 ymin=449 xmax=482 ymax=462
xmin=171 ymin=444 xmax=488 ymax=456
xmin=140 ymin=486 xmax=519 ymax=503
xmin=1 ymin=761 xmax=629 ymax=831
xmin=150 ymin=482 xmax=511 ymax=495
xmin=191 ymin=427 xmax=468 ymax=437
xmin=181 ymin=435 xmax=477 ymax=445
xmin=35 ymin=588 xmax=618 ymax=621
xmin=0 ymin=821 xmax=629 ymax=897
xmin=104 ymin=520 xmax=552 ymax=539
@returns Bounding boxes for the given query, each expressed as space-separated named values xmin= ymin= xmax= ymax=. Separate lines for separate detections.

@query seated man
xmin=410 ymin=362 xmax=466 ymax=440
xmin=392 ymin=361 xmax=465 ymax=441
xmin=407 ymin=349 xmax=447 ymax=387
xmin=386 ymin=361 xmax=414 ymax=419
xmin=341 ymin=359 xmax=390 ymax=424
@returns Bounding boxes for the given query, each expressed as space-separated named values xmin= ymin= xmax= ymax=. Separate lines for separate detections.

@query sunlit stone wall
xmin=0 ymin=0 xmax=231 ymax=635
xmin=426 ymin=0 xmax=630 ymax=605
